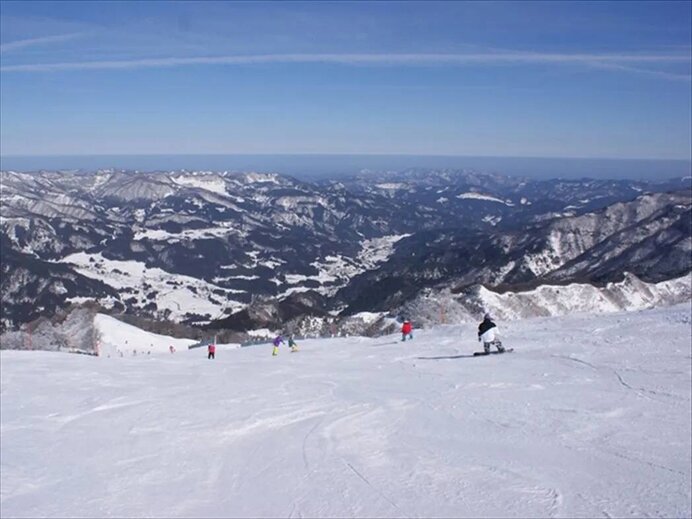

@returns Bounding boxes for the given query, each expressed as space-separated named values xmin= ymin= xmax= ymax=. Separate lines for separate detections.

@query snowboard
xmin=473 ymin=348 xmax=514 ymax=357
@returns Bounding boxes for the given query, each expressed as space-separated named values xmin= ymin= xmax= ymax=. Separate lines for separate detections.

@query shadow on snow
xmin=416 ymin=354 xmax=477 ymax=360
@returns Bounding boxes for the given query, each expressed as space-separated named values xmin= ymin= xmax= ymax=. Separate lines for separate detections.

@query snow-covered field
xmin=59 ymin=252 xmax=246 ymax=322
xmin=1 ymin=304 xmax=691 ymax=518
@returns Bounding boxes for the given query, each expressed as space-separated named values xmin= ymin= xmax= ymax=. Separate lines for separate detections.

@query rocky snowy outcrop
xmin=396 ymin=272 xmax=691 ymax=329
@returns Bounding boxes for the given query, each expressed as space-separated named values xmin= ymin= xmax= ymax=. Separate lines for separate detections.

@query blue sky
xmin=1 ymin=1 xmax=690 ymax=159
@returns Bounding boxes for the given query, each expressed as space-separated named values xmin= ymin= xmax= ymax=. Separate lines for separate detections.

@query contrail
xmin=0 ymin=33 xmax=85 ymax=53
xmin=1 ymin=51 xmax=690 ymax=80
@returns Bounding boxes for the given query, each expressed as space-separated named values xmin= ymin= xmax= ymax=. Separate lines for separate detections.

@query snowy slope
xmin=1 ymin=305 xmax=690 ymax=518
xmin=94 ymin=314 xmax=199 ymax=357
xmin=93 ymin=314 xmax=241 ymax=357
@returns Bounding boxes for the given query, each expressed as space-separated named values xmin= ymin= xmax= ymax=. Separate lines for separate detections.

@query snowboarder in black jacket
xmin=478 ymin=313 xmax=505 ymax=354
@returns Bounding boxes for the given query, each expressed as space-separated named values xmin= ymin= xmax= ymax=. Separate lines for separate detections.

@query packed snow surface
xmin=1 ymin=305 xmax=691 ymax=518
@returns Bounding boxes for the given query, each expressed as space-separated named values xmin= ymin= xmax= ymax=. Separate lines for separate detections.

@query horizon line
xmin=2 ymin=152 xmax=690 ymax=162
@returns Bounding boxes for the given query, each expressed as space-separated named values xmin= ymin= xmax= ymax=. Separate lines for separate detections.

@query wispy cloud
xmin=1 ymin=51 xmax=690 ymax=79
xmin=0 ymin=33 xmax=86 ymax=53
xmin=587 ymin=61 xmax=692 ymax=81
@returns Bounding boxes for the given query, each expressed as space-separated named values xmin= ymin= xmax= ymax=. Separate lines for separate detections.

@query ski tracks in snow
xmin=551 ymin=353 xmax=685 ymax=403
xmin=342 ymin=459 xmax=409 ymax=518
xmin=46 ymin=396 xmax=148 ymax=429
xmin=295 ymin=400 xmax=411 ymax=517
xmin=474 ymin=462 xmax=564 ymax=518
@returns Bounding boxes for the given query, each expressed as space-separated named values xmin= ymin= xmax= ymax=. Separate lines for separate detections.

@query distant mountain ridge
xmin=1 ymin=168 xmax=689 ymax=333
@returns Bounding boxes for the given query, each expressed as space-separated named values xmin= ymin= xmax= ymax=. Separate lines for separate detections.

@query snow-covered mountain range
xmin=1 ymin=168 xmax=690 ymax=335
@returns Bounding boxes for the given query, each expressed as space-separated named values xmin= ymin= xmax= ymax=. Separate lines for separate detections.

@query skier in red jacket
xmin=401 ymin=320 xmax=413 ymax=342
xmin=207 ymin=343 xmax=216 ymax=360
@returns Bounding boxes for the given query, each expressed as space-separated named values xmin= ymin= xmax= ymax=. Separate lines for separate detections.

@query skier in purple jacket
xmin=272 ymin=335 xmax=284 ymax=356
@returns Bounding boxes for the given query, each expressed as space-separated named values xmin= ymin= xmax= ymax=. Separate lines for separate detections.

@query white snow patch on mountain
xmin=281 ymin=286 xmax=313 ymax=297
xmin=482 ymin=215 xmax=502 ymax=226
xmin=284 ymin=274 xmax=310 ymax=284
xmin=275 ymin=195 xmax=328 ymax=211
xmin=310 ymin=254 xmax=356 ymax=283
xmin=246 ymin=327 xmax=274 ymax=338
xmin=359 ymin=234 xmax=410 ymax=267
xmin=352 ymin=311 xmax=386 ymax=324
xmin=171 ymin=175 xmax=228 ymax=196
xmin=133 ymin=225 xmax=237 ymax=242
xmin=1 ymin=305 xmax=689 ymax=518
xmin=489 ymin=260 xmax=516 ymax=283
xmin=457 ymin=192 xmax=514 ymax=205
xmin=217 ymin=273 xmax=259 ymax=280
xmin=375 ymin=183 xmax=407 ymax=190
xmin=90 ymin=174 xmax=112 ymax=190
xmin=240 ymin=172 xmax=279 ymax=184
xmin=522 ymin=230 xmax=565 ymax=276
xmin=58 ymin=252 xmax=245 ymax=321
xmin=260 ymin=259 xmax=285 ymax=269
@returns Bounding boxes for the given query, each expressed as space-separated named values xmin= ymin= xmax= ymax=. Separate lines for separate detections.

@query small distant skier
xmin=478 ymin=313 xmax=505 ymax=354
xmin=169 ymin=345 xmax=176 ymax=354
xmin=207 ymin=343 xmax=216 ymax=360
xmin=401 ymin=319 xmax=413 ymax=342
xmin=272 ymin=335 xmax=284 ymax=356
xmin=288 ymin=335 xmax=299 ymax=352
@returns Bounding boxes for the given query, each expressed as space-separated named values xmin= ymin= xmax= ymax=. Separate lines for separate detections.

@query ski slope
xmin=1 ymin=304 xmax=691 ymax=518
